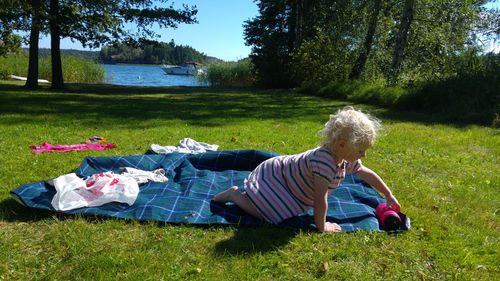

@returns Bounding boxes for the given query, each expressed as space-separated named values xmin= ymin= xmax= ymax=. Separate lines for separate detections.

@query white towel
xmin=120 ymin=167 xmax=168 ymax=184
xmin=151 ymin=138 xmax=219 ymax=154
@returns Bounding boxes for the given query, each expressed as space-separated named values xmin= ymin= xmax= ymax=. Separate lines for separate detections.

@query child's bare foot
xmin=324 ymin=222 xmax=342 ymax=233
xmin=213 ymin=186 xmax=239 ymax=203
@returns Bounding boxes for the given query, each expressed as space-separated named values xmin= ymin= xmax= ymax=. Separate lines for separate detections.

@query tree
xmin=389 ymin=0 xmax=415 ymax=82
xmin=4 ymin=0 xmax=198 ymax=89
xmin=244 ymin=0 xmax=294 ymax=87
xmin=46 ymin=0 xmax=198 ymax=89
xmin=49 ymin=0 xmax=64 ymax=89
xmin=385 ymin=0 xmax=491 ymax=83
xmin=245 ymin=0 xmax=370 ymax=87
xmin=0 ymin=1 xmax=26 ymax=57
xmin=26 ymin=0 xmax=44 ymax=88
xmin=0 ymin=34 xmax=21 ymax=57
xmin=349 ymin=0 xmax=383 ymax=80
xmin=0 ymin=0 xmax=41 ymax=87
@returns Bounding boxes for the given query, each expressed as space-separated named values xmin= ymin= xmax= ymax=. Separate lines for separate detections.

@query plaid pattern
xmin=10 ymin=150 xmax=389 ymax=232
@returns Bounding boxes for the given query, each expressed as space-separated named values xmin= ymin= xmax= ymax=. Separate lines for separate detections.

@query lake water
xmin=103 ymin=64 xmax=208 ymax=87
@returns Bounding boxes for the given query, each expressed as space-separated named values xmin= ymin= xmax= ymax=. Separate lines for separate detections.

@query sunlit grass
xmin=0 ymin=81 xmax=498 ymax=280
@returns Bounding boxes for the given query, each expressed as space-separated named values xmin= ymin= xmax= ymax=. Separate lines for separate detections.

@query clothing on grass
xmin=50 ymin=172 xmax=139 ymax=211
xmin=245 ymin=147 xmax=361 ymax=224
xmin=50 ymin=168 xmax=167 ymax=211
xmin=151 ymin=137 xmax=219 ymax=154
xmin=31 ymin=142 xmax=117 ymax=154
xmin=120 ymin=167 xmax=167 ymax=184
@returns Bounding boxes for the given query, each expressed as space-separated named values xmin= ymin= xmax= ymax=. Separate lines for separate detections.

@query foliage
xmin=0 ymin=53 xmax=104 ymax=83
xmin=243 ymin=0 xmax=294 ymax=88
xmin=0 ymin=81 xmax=498 ymax=280
xmin=302 ymin=51 xmax=499 ymax=124
xmin=290 ymin=29 xmax=354 ymax=86
xmin=244 ymin=0 xmax=370 ymax=88
xmin=36 ymin=48 xmax=101 ymax=60
xmin=245 ymin=0 xmax=495 ymax=88
xmin=204 ymin=59 xmax=256 ymax=87
xmin=388 ymin=0 xmax=486 ymax=83
xmin=0 ymin=0 xmax=26 ymax=57
xmin=0 ymin=54 xmax=26 ymax=80
xmin=57 ymin=55 xmax=106 ymax=83
xmin=397 ymin=52 xmax=500 ymax=124
xmin=43 ymin=0 xmax=198 ymax=50
xmin=312 ymin=80 xmax=405 ymax=108
xmin=99 ymin=40 xmax=207 ymax=65
xmin=0 ymin=34 xmax=21 ymax=57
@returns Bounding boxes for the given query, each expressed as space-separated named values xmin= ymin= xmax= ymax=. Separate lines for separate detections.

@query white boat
xmin=161 ymin=62 xmax=203 ymax=76
xmin=10 ymin=75 xmax=50 ymax=83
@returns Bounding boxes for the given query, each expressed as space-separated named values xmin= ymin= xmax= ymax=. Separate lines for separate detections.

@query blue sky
xmin=37 ymin=0 xmax=259 ymax=61
xmin=32 ymin=1 xmax=499 ymax=59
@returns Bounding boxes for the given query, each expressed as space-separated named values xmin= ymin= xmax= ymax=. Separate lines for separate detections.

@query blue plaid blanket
xmin=11 ymin=150 xmax=394 ymax=232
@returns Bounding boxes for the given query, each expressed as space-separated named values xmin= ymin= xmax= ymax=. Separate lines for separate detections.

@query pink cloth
xmin=30 ymin=142 xmax=117 ymax=154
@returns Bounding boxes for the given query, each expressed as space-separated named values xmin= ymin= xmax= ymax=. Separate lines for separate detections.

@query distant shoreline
xmin=21 ymin=48 xmax=224 ymax=64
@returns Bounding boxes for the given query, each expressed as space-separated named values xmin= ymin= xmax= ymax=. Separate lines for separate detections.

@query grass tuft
xmin=0 ymin=53 xmax=105 ymax=83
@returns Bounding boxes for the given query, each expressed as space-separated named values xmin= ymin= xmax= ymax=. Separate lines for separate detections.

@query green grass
xmin=0 ymin=80 xmax=498 ymax=280
xmin=315 ymin=80 xmax=405 ymax=107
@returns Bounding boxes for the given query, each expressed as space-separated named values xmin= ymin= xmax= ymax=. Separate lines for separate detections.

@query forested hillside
xmin=99 ymin=40 xmax=210 ymax=65
xmin=22 ymin=48 xmax=100 ymax=60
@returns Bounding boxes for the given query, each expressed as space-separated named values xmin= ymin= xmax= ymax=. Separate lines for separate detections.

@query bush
xmin=397 ymin=75 xmax=499 ymax=124
xmin=290 ymin=30 xmax=353 ymax=87
xmin=204 ymin=60 xmax=255 ymax=87
xmin=57 ymin=55 xmax=105 ymax=83
xmin=0 ymin=53 xmax=105 ymax=83
xmin=0 ymin=54 xmax=27 ymax=79
xmin=315 ymin=80 xmax=405 ymax=107
xmin=397 ymin=54 xmax=500 ymax=124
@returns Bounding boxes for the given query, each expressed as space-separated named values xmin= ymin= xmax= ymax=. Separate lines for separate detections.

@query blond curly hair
xmin=319 ymin=106 xmax=381 ymax=148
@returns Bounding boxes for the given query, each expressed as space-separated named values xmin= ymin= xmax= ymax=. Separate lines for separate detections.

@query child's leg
xmin=213 ymin=186 xmax=264 ymax=220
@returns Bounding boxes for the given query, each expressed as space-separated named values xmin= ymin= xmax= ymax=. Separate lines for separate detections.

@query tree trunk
xmin=349 ymin=0 xmax=383 ymax=80
xmin=25 ymin=0 xmax=41 ymax=88
xmin=389 ymin=0 xmax=415 ymax=82
xmin=293 ymin=0 xmax=303 ymax=49
xmin=49 ymin=0 xmax=64 ymax=89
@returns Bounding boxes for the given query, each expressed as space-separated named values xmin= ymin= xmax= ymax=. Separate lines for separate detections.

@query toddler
xmin=213 ymin=107 xmax=400 ymax=232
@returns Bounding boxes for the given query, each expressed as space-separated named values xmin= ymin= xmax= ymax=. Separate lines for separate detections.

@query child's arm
xmin=357 ymin=166 xmax=401 ymax=210
xmin=313 ymin=178 xmax=342 ymax=232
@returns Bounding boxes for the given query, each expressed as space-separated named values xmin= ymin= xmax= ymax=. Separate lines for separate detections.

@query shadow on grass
xmin=0 ymin=82 xmax=489 ymax=129
xmin=213 ymin=225 xmax=299 ymax=255
xmin=371 ymin=108 xmax=492 ymax=128
xmin=0 ymin=198 xmax=53 ymax=222
xmin=0 ymin=82 xmax=350 ymax=128
xmin=1 ymin=196 xmax=297 ymax=254
xmin=310 ymin=99 xmax=494 ymax=127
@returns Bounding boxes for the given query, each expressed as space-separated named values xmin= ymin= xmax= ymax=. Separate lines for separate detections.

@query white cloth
xmin=120 ymin=167 xmax=167 ymax=184
xmin=151 ymin=138 xmax=219 ymax=154
xmin=50 ymin=172 xmax=139 ymax=211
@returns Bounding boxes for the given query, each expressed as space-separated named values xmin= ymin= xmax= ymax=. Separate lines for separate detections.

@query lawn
xmin=0 ymin=80 xmax=498 ymax=280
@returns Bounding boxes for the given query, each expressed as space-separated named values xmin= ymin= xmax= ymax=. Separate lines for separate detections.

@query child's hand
xmin=324 ymin=222 xmax=342 ymax=233
xmin=386 ymin=194 xmax=401 ymax=212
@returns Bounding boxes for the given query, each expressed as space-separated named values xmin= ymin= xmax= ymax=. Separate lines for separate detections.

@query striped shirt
xmin=245 ymin=147 xmax=362 ymax=224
